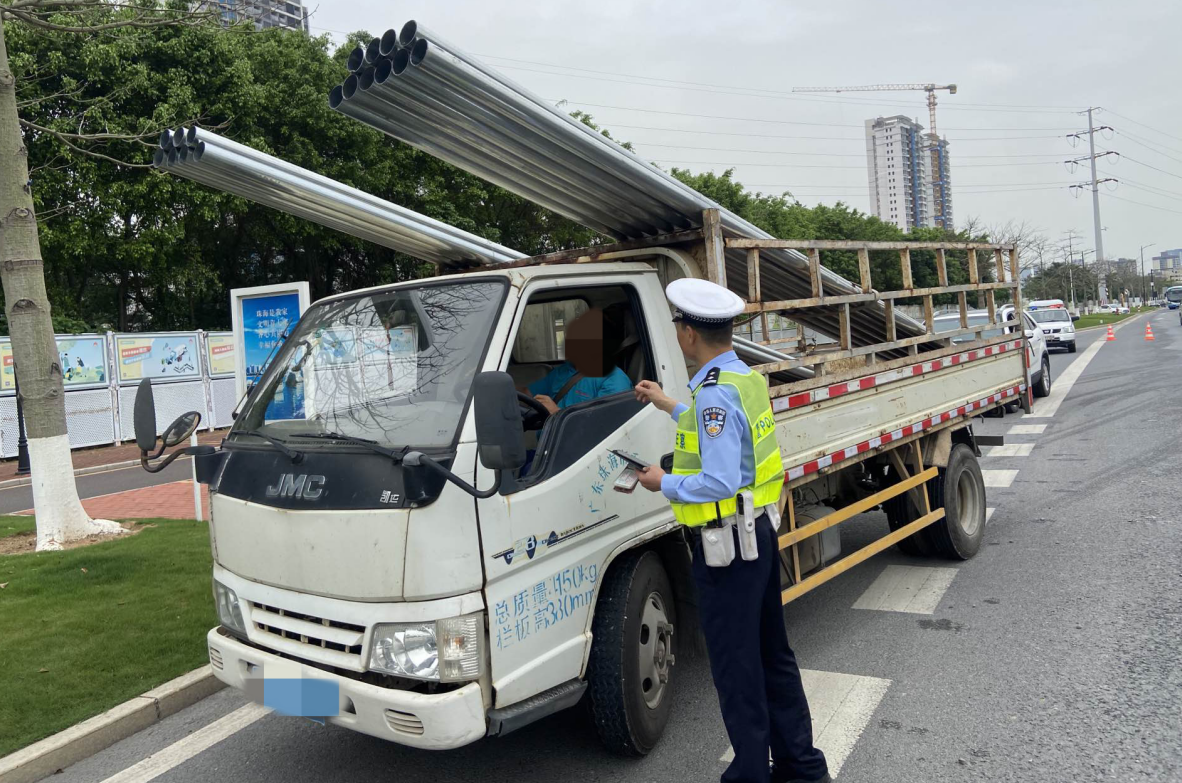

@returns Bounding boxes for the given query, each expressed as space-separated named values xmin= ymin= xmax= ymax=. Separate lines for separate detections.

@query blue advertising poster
xmin=242 ymin=292 xmax=303 ymax=420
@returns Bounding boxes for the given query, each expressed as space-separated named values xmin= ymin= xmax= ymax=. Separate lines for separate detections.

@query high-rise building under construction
xmin=865 ymin=115 xmax=952 ymax=232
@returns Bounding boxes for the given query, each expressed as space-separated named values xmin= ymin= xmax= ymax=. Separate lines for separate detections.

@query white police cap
xmin=666 ymin=278 xmax=745 ymax=325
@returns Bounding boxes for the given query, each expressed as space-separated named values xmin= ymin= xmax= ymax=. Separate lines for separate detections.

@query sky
xmin=306 ymin=0 xmax=1182 ymax=269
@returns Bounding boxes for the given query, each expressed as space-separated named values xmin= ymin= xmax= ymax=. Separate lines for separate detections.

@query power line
xmin=1103 ymin=192 xmax=1182 ymax=215
xmin=551 ymin=100 xmax=1079 ymax=132
xmin=605 ymin=123 xmax=1064 ymax=144
xmin=1103 ymin=109 xmax=1182 ymax=146
xmin=1117 ymin=154 xmax=1182 ymax=182
xmin=632 ymin=141 xmax=1065 ymax=159
xmin=478 ymin=55 xmax=1080 ymax=114
xmin=648 ymin=157 xmax=1059 ymax=170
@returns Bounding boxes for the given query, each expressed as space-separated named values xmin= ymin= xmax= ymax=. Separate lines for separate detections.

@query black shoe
xmin=770 ymin=766 xmax=831 ymax=783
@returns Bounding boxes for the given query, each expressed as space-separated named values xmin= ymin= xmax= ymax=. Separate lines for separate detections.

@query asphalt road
xmin=0 ymin=458 xmax=194 ymax=515
xmin=38 ymin=312 xmax=1181 ymax=783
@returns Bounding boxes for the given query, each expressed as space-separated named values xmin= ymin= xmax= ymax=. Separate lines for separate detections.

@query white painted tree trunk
xmin=0 ymin=18 xmax=122 ymax=551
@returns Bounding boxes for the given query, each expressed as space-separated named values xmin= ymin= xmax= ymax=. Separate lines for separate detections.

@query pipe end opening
xmin=392 ymin=47 xmax=411 ymax=76
xmin=375 ymin=58 xmax=394 ymax=84
xmin=398 ymin=20 xmax=418 ymax=47
xmin=158 ymin=129 xmax=174 ymax=150
xmin=342 ymin=74 xmax=360 ymax=100
xmin=364 ymin=37 xmax=381 ymax=64
xmin=152 ymin=149 xmax=165 ymax=167
xmin=359 ymin=66 xmax=377 ymax=91
xmin=410 ymin=38 xmax=428 ymax=66
xmin=172 ymin=127 xmax=187 ymax=149
xmin=379 ymin=28 xmax=400 ymax=57
xmin=347 ymin=45 xmax=365 ymax=73
xmin=328 ymin=85 xmax=344 ymax=109
xmin=193 ymin=141 xmax=206 ymax=162
xmin=186 ymin=126 xmax=198 ymax=146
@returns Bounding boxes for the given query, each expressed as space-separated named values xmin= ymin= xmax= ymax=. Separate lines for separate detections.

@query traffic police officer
xmin=634 ymin=278 xmax=830 ymax=783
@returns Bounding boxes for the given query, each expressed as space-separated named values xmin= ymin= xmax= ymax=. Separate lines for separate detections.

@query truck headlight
xmin=369 ymin=614 xmax=484 ymax=682
xmin=213 ymin=580 xmax=246 ymax=635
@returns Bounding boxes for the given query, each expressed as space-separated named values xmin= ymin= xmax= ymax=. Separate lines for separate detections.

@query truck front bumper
xmin=206 ymin=627 xmax=488 ymax=750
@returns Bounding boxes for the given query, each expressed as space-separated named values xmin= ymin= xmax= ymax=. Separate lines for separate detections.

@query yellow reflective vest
xmin=670 ymin=366 xmax=785 ymax=527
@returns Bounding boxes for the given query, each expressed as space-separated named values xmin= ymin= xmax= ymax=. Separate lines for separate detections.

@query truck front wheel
xmin=586 ymin=550 xmax=676 ymax=757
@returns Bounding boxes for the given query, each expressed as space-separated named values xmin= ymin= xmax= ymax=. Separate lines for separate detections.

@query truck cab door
xmin=474 ymin=273 xmax=685 ymax=708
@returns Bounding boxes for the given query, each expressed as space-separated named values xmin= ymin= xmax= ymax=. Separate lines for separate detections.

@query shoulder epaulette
xmin=701 ymin=367 xmax=721 ymax=386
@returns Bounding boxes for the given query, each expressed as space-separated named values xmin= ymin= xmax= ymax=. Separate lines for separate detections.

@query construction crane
xmin=792 ymin=83 xmax=958 ymax=228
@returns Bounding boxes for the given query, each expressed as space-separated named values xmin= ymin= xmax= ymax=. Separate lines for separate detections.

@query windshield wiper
xmin=232 ymin=431 xmax=304 ymax=463
xmin=288 ymin=432 xmax=406 ymax=461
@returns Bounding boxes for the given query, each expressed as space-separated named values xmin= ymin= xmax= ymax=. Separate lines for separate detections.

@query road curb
xmin=0 ymin=666 xmax=224 ymax=783
xmin=0 ymin=457 xmax=179 ymax=491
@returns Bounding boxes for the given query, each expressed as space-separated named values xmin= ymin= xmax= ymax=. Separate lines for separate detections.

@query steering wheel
xmin=517 ymin=391 xmax=551 ymax=429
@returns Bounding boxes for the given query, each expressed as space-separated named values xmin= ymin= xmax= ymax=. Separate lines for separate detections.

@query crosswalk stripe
xmin=982 ymin=469 xmax=1018 ymax=488
xmin=852 ymin=565 xmax=959 ymax=614
xmin=985 ymin=507 xmax=996 ymax=525
xmin=720 ymin=670 xmax=890 ymax=777
xmin=99 ymin=703 xmax=270 ymax=783
xmin=986 ymin=443 xmax=1035 ymax=457
xmin=1007 ymin=424 xmax=1047 ymax=435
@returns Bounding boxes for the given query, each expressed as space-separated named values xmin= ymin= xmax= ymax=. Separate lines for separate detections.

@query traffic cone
xmin=1106 ymin=325 xmax=1116 ymax=341
xmin=1145 ymin=323 xmax=1155 ymax=341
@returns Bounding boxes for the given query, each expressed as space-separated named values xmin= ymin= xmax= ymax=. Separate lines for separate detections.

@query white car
xmin=933 ymin=306 xmax=1052 ymax=399
xmin=1026 ymin=306 xmax=1077 ymax=353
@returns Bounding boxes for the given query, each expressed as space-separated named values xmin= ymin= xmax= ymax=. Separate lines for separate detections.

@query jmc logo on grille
xmin=265 ymin=474 xmax=326 ymax=500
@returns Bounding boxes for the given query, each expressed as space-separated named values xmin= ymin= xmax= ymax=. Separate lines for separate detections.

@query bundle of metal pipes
xmin=330 ymin=20 xmax=931 ymax=352
xmin=152 ymin=126 xmax=526 ymax=267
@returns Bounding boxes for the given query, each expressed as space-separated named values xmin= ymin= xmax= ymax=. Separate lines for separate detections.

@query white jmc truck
xmin=136 ymin=224 xmax=1030 ymax=756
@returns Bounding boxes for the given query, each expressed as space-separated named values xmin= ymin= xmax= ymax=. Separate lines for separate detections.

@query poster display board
xmin=0 ymin=334 xmax=111 ymax=392
xmin=115 ymin=333 xmax=201 ymax=383
xmin=230 ymin=283 xmax=311 ymax=402
xmin=205 ymin=332 xmax=235 ymax=377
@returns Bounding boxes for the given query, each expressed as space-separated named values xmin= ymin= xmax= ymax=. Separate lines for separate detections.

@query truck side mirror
xmin=134 ymin=379 xmax=159 ymax=453
xmin=472 ymin=371 xmax=527 ymax=471
xmin=162 ymin=411 xmax=202 ymax=447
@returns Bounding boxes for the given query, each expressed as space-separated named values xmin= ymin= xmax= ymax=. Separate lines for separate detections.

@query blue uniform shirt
xmin=528 ymin=362 xmax=632 ymax=409
xmin=660 ymin=350 xmax=756 ymax=504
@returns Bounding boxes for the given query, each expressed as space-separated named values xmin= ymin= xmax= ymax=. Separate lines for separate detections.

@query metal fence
xmin=0 ymin=331 xmax=235 ymax=459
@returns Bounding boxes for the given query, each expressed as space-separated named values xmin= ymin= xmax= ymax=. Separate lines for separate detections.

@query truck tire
xmin=586 ymin=550 xmax=676 ymax=757
xmin=924 ymin=444 xmax=986 ymax=560
xmin=1033 ymin=355 xmax=1052 ymax=398
xmin=883 ymin=474 xmax=937 ymax=557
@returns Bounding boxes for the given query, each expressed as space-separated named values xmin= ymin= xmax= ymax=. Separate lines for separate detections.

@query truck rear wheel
xmin=924 ymin=444 xmax=986 ymax=560
xmin=586 ymin=550 xmax=676 ymax=757
xmin=883 ymin=470 xmax=937 ymax=557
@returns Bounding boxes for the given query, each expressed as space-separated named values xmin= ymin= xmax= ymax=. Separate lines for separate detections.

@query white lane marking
xmin=985 ymin=507 xmax=996 ymax=525
xmin=720 ymin=670 xmax=890 ymax=777
xmin=1025 ymin=331 xmax=1107 ymax=418
xmin=982 ymin=469 xmax=1018 ymax=488
xmin=1007 ymin=424 xmax=1047 ymax=435
xmin=99 ymin=703 xmax=270 ymax=783
xmin=852 ymin=565 xmax=959 ymax=614
xmin=986 ymin=443 xmax=1035 ymax=457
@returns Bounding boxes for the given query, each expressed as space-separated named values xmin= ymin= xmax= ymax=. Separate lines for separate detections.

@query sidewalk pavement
xmin=16 ymin=480 xmax=211 ymax=520
xmin=0 ymin=429 xmax=226 ymax=482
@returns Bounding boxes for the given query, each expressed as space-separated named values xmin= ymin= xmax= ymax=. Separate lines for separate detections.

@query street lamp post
xmin=13 ymin=361 xmax=30 ymax=476
xmin=1140 ymin=243 xmax=1156 ymax=306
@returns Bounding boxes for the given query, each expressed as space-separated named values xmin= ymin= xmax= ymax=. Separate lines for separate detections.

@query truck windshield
xmin=1028 ymin=310 xmax=1070 ymax=323
xmin=231 ymin=280 xmax=506 ymax=451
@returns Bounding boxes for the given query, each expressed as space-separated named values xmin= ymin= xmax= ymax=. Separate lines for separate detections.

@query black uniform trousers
xmin=691 ymin=515 xmax=829 ymax=783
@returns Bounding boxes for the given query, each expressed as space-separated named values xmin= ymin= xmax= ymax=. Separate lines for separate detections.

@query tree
xmin=0 ymin=0 xmax=215 ymax=550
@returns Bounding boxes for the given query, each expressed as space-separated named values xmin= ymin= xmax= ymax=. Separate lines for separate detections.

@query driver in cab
xmin=520 ymin=308 xmax=631 ymax=413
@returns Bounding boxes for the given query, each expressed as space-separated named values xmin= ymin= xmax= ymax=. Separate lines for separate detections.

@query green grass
xmin=0 ymin=515 xmax=35 ymax=539
xmin=1074 ymin=307 xmax=1151 ymax=330
xmin=0 ymin=518 xmax=214 ymax=758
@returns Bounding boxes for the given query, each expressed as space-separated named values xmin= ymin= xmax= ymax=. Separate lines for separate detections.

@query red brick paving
xmin=0 ymin=429 xmax=227 ymax=481
xmin=18 ymin=480 xmax=211 ymax=520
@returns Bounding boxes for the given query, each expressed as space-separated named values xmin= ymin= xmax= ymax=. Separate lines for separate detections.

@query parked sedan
xmin=932 ymin=307 xmax=1051 ymax=399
